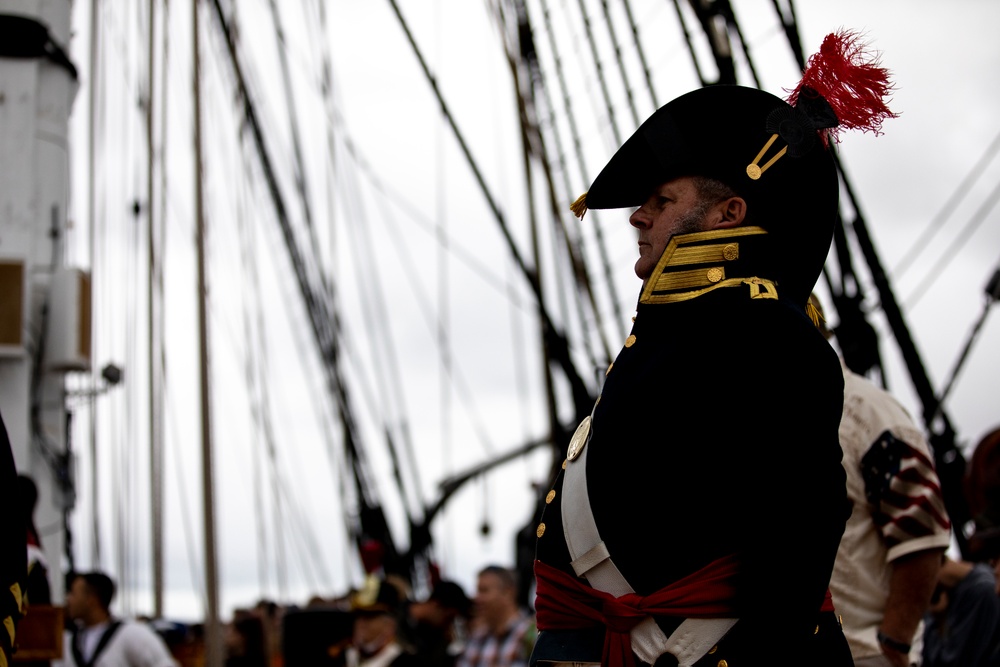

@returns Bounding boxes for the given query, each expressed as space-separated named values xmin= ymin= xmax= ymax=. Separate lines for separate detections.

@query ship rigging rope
xmin=230 ymin=115 xmax=343 ymax=593
xmin=174 ymin=36 xmax=340 ymax=598
xmin=309 ymin=0 xmax=371 ymax=585
xmin=238 ymin=3 xmax=402 ymax=520
xmin=246 ymin=193 xmax=358 ymax=591
xmin=593 ymin=0 xmax=642 ymax=129
xmin=497 ymin=0 xmax=613 ymax=370
xmin=571 ymin=0 xmax=624 ymax=146
xmin=904 ymin=176 xmax=1000 ymax=310
xmin=235 ymin=147 xmax=284 ymax=597
xmin=726 ymin=4 xmax=763 ymax=89
xmin=338 ymin=153 xmax=423 ymax=526
xmin=620 ymin=0 xmax=659 ymax=108
xmin=670 ymin=0 xmax=708 ymax=87
xmin=204 ymin=219 xmax=331 ymax=595
xmin=337 ymin=140 xmax=549 ymax=461
xmin=894 ymin=127 xmax=1000 ymax=281
xmin=164 ymin=371 xmax=207 ymax=605
xmin=386 ymin=0 xmax=594 ymax=428
xmin=208 ymin=0 xmax=390 ymax=542
xmin=349 ymin=141 xmax=507 ymax=472
xmin=264 ymin=0 xmax=324 ymax=281
xmin=222 ymin=12 xmax=331 ymax=310
xmin=243 ymin=0 xmax=345 ymax=591
xmin=533 ymin=0 xmax=627 ymax=341
xmin=374 ymin=190 xmax=503 ymax=458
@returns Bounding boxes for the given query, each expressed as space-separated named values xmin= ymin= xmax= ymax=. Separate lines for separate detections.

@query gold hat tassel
xmin=570 ymin=192 xmax=589 ymax=219
xmin=806 ymin=296 xmax=825 ymax=328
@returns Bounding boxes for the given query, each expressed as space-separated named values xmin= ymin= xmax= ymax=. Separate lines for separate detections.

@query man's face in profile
xmin=628 ymin=176 xmax=711 ymax=281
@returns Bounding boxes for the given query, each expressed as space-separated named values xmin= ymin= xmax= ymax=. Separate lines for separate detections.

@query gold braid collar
xmin=639 ymin=226 xmax=778 ymax=305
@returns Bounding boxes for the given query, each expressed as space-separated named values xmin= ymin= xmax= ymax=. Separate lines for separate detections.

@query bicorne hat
xmin=572 ymin=31 xmax=897 ymax=307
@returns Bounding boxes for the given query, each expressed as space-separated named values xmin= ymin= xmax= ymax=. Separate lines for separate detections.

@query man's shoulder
xmin=113 ymin=618 xmax=160 ymax=639
xmin=731 ymin=299 xmax=843 ymax=381
xmin=108 ymin=619 xmax=177 ymax=666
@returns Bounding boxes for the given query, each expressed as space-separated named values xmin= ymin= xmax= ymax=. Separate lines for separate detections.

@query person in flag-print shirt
xmin=813 ymin=296 xmax=951 ymax=667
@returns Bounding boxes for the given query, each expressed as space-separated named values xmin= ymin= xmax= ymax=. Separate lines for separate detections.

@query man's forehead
xmin=652 ymin=176 xmax=698 ymax=197
xmin=478 ymin=572 xmax=505 ymax=587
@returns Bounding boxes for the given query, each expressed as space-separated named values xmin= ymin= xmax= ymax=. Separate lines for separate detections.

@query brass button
xmin=536 ymin=523 xmax=546 ymax=538
xmin=625 ymin=334 xmax=636 ymax=347
xmin=605 ymin=362 xmax=613 ymax=376
xmin=708 ymin=645 xmax=717 ymax=654
xmin=814 ymin=624 xmax=819 ymax=634
xmin=723 ymin=243 xmax=738 ymax=261
xmin=746 ymin=163 xmax=762 ymax=180
xmin=567 ymin=416 xmax=592 ymax=461
xmin=707 ymin=267 xmax=724 ymax=283
xmin=561 ymin=459 xmax=567 ymax=469
xmin=545 ymin=490 xmax=556 ymax=504
xmin=717 ymin=661 xmax=728 ymax=667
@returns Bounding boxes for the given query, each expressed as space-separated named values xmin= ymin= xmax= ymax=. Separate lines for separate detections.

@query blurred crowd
xmin=192 ymin=564 xmax=536 ymax=667
xmin=10 ymin=421 xmax=1000 ymax=667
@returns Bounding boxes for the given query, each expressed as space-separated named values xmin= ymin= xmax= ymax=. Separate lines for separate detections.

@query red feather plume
xmin=787 ymin=29 xmax=899 ymax=143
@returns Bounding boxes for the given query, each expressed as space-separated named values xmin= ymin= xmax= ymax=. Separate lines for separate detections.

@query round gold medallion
xmin=625 ymin=334 xmax=636 ymax=348
xmin=545 ymin=490 xmax=556 ymax=504
xmin=723 ymin=243 xmax=739 ymax=261
xmin=566 ymin=416 xmax=592 ymax=461
xmin=707 ymin=267 xmax=724 ymax=283
xmin=746 ymin=163 xmax=762 ymax=180
xmin=536 ymin=523 xmax=546 ymax=538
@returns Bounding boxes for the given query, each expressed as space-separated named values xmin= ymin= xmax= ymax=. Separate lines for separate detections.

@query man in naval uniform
xmin=530 ymin=32 xmax=897 ymax=667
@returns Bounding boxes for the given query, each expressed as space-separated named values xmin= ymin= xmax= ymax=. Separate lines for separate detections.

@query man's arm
xmin=878 ymin=548 xmax=945 ymax=667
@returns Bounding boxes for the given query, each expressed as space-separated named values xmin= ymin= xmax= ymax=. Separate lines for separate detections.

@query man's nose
xmin=629 ymin=206 xmax=650 ymax=229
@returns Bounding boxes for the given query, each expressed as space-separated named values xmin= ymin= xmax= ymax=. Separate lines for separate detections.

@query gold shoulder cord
xmin=746 ymin=133 xmax=788 ymax=180
xmin=640 ymin=276 xmax=777 ymax=304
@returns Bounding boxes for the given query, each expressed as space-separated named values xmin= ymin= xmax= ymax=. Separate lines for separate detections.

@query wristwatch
xmin=877 ymin=630 xmax=911 ymax=654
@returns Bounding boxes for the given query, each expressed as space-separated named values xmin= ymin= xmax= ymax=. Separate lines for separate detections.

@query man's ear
xmin=708 ymin=196 xmax=746 ymax=229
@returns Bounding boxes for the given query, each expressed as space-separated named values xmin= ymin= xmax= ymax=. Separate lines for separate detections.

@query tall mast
xmin=87 ymin=0 xmax=103 ymax=571
xmin=147 ymin=0 xmax=164 ymax=619
xmin=193 ymin=0 xmax=221 ymax=663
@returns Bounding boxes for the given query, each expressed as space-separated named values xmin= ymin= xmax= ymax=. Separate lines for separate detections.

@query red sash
xmin=534 ymin=557 xmax=835 ymax=667
xmin=535 ymin=556 xmax=738 ymax=667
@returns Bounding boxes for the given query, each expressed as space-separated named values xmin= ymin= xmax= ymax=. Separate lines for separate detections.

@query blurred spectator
xmin=55 ymin=571 xmax=177 ymax=667
xmin=965 ymin=427 xmax=1000 ymax=567
xmin=457 ymin=566 xmax=534 ymax=667
xmin=812 ymin=294 xmax=950 ymax=667
xmin=254 ymin=599 xmax=284 ymax=667
xmin=346 ymin=577 xmax=420 ymax=667
xmin=19 ymin=474 xmax=52 ymax=604
xmin=922 ymin=557 xmax=1000 ymax=667
xmin=403 ymin=580 xmax=471 ymax=667
xmin=225 ymin=611 xmax=269 ymax=667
